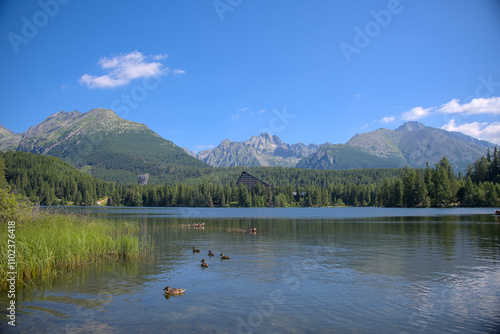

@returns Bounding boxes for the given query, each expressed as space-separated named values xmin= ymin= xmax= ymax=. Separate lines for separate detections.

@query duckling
xmin=163 ymin=286 xmax=186 ymax=295
xmin=192 ymin=247 xmax=200 ymax=253
xmin=208 ymin=250 xmax=214 ymax=256
xmin=220 ymin=253 xmax=230 ymax=260
xmin=251 ymin=228 xmax=257 ymax=233
xmin=201 ymin=259 xmax=209 ymax=267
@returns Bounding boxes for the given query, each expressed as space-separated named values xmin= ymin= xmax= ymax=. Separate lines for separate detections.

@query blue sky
xmin=1 ymin=0 xmax=500 ymax=152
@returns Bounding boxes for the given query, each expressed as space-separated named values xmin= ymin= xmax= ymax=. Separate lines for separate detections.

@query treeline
xmin=3 ymin=151 xmax=114 ymax=206
xmin=107 ymin=181 xmax=378 ymax=208
xmin=2 ymin=149 xmax=500 ymax=208
xmin=2 ymin=151 xmax=401 ymax=206
xmin=378 ymin=148 xmax=500 ymax=207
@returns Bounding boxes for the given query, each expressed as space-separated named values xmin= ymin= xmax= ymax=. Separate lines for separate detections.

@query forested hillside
xmin=0 ymin=109 xmax=208 ymax=184
xmin=3 ymin=148 xmax=499 ymax=208
xmin=2 ymin=151 xmax=114 ymax=205
xmin=378 ymin=148 xmax=500 ymax=207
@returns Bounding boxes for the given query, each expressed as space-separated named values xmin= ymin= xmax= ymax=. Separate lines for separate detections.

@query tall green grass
xmin=0 ymin=211 xmax=153 ymax=290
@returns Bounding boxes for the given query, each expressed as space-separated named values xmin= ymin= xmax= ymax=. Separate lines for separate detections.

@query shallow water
xmin=2 ymin=207 xmax=500 ymax=333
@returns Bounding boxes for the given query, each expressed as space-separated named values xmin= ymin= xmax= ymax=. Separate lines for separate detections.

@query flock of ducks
xmin=179 ymin=222 xmax=206 ymax=229
xmin=164 ymin=247 xmax=231 ymax=296
xmin=226 ymin=227 xmax=257 ymax=233
xmin=164 ymin=226 xmax=257 ymax=296
xmin=193 ymin=247 xmax=231 ymax=267
xmin=178 ymin=223 xmax=258 ymax=234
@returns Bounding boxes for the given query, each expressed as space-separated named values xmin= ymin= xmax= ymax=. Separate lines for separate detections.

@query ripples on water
xmin=1 ymin=207 xmax=499 ymax=333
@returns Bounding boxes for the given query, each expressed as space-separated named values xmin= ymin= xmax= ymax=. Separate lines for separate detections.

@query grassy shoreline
xmin=0 ymin=210 xmax=152 ymax=291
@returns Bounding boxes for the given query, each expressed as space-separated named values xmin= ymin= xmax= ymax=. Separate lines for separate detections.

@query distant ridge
xmin=343 ymin=121 xmax=496 ymax=172
xmin=0 ymin=124 xmax=22 ymax=152
xmin=195 ymin=121 xmax=496 ymax=172
xmin=196 ymin=133 xmax=322 ymax=167
xmin=1 ymin=112 xmax=497 ymax=178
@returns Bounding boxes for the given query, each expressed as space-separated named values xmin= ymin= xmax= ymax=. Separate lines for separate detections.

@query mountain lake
xmin=1 ymin=207 xmax=499 ymax=333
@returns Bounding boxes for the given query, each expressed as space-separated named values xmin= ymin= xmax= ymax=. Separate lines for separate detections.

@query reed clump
xmin=0 ymin=211 xmax=152 ymax=290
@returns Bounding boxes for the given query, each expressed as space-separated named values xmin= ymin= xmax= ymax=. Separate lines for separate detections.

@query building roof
xmin=235 ymin=171 xmax=273 ymax=190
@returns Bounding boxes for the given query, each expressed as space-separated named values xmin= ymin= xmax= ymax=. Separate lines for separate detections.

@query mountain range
xmin=0 ymin=109 xmax=206 ymax=184
xmin=0 ymin=109 xmax=497 ymax=183
xmin=189 ymin=121 xmax=496 ymax=172
xmin=190 ymin=133 xmax=322 ymax=168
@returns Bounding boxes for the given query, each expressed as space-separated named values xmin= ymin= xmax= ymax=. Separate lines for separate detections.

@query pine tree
xmin=434 ymin=167 xmax=452 ymax=206
xmin=492 ymin=147 xmax=499 ymax=182
xmin=394 ymin=178 xmax=404 ymax=207
xmin=414 ymin=172 xmax=428 ymax=207
xmin=0 ymin=153 xmax=7 ymax=189
xmin=221 ymin=191 xmax=226 ymax=207
xmin=424 ymin=163 xmax=434 ymax=202
xmin=74 ymin=192 xmax=82 ymax=206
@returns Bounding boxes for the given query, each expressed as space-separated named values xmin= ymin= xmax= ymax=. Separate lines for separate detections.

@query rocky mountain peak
xmin=396 ymin=121 xmax=426 ymax=132
xmin=86 ymin=108 xmax=119 ymax=120
xmin=246 ymin=133 xmax=283 ymax=147
xmin=0 ymin=124 xmax=14 ymax=137
xmin=196 ymin=133 xmax=322 ymax=167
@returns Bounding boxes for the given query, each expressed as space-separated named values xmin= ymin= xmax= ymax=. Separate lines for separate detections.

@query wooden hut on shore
xmin=235 ymin=171 xmax=273 ymax=192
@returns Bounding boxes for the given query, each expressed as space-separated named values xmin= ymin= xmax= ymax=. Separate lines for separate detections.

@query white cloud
xmin=438 ymin=97 xmax=500 ymax=115
xmin=231 ymin=107 xmax=256 ymax=119
xmin=441 ymin=119 xmax=500 ymax=145
xmin=381 ymin=116 xmax=396 ymax=123
xmin=401 ymin=107 xmax=432 ymax=121
xmin=79 ymin=51 xmax=182 ymax=88
xmin=171 ymin=69 xmax=186 ymax=76
xmin=361 ymin=115 xmax=396 ymax=129
xmin=152 ymin=53 xmax=168 ymax=61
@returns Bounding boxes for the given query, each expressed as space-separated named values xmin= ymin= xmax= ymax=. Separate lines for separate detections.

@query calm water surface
xmin=2 ymin=207 xmax=500 ymax=333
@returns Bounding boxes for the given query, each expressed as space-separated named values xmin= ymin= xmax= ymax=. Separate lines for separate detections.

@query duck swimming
xmin=163 ymin=286 xmax=186 ymax=295
xmin=220 ymin=253 xmax=230 ymax=260
xmin=208 ymin=250 xmax=214 ymax=256
xmin=193 ymin=247 xmax=200 ymax=253
xmin=201 ymin=259 xmax=209 ymax=267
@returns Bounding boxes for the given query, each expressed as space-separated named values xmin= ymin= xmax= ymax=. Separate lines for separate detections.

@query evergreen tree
xmin=434 ymin=167 xmax=452 ymax=206
xmin=74 ymin=192 xmax=82 ymax=206
xmin=424 ymin=163 xmax=434 ymax=202
xmin=0 ymin=153 xmax=8 ymax=189
xmin=492 ymin=147 xmax=499 ymax=182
